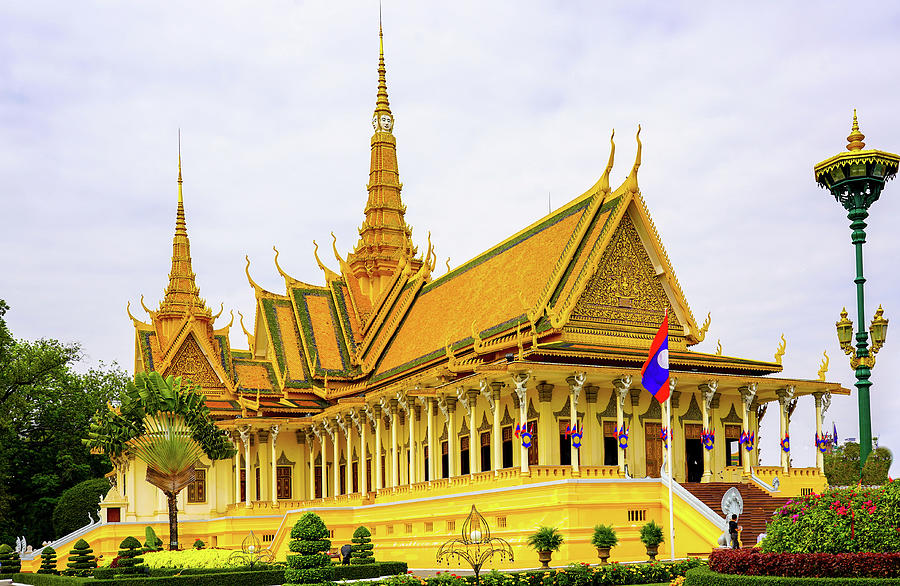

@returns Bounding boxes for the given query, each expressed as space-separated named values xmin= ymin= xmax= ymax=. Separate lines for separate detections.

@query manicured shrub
xmin=709 ymin=548 xmax=900 ymax=578
xmin=142 ymin=548 xmax=256 ymax=569
xmin=12 ymin=568 xmax=288 ymax=585
xmin=51 ymin=478 xmax=111 ymax=538
xmin=193 ymin=539 xmax=205 ymax=550
xmin=64 ymin=538 xmax=96 ymax=576
xmin=685 ymin=565 xmax=900 ymax=585
xmin=38 ymin=545 xmax=58 ymax=574
xmin=762 ymin=479 xmax=900 ymax=553
xmin=285 ymin=512 xmax=333 ymax=586
xmin=591 ymin=524 xmax=618 ymax=548
xmin=144 ymin=526 xmax=164 ymax=552
xmin=116 ymin=536 xmax=148 ymax=577
xmin=0 ymin=543 xmax=22 ymax=575
xmin=332 ymin=561 xmax=408 ymax=580
xmin=351 ymin=525 xmax=375 ymax=565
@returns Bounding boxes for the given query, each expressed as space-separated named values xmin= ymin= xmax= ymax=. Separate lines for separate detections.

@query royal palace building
xmin=47 ymin=27 xmax=847 ymax=568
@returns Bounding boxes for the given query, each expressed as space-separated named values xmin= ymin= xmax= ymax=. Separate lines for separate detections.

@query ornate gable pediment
xmin=167 ymin=333 xmax=224 ymax=389
xmin=571 ymin=214 xmax=679 ymax=328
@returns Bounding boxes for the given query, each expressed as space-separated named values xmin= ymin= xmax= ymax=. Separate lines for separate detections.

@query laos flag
xmin=641 ymin=310 xmax=670 ymax=403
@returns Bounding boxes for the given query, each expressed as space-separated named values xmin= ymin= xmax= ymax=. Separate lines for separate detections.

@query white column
xmin=512 ymin=373 xmax=530 ymax=475
xmin=447 ymin=396 xmax=458 ymax=477
xmin=374 ymin=405 xmax=383 ymax=490
xmin=700 ymin=382 xmax=718 ymax=483
xmin=567 ymin=373 xmax=585 ymax=474
xmin=467 ymin=389 xmax=478 ymax=474
xmin=386 ymin=398 xmax=399 ymax=487
xmin=427 ymin=398 xmax=436 ymax=480
xmin=323 ymin=420 xmax=339 ymax=496
xmin=307 ymin=432 xmax=315 ymax=499
xmin=407 ymin=398 xmax=417 ymax=484
xmin=777 ymin=386 xmax=795 ymax=474
xmin=238 ymin=426 xmax=252 ymax=507
xmin=813 ymin=391 xmax=830 ymax=474
xmin=232 ymin=435 xmax=241 ymax=505
xmin=270 ymin=425 xmax=280 ymax=504
xmin=484 ymin=381 xmax=501 ymax=472
xmin=613 ymin=377 xmax=632 ymax=476
xmin=739 ymin=384 xmax=757 ymax=478
xmin=354 ymin=408 xmax=369 ymax=495
xmin=344 ymin=417 xmax=353 ymax=493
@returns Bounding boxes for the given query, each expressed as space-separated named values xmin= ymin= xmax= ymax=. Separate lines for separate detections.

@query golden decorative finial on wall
xmin=774 ymin=334 xmax=787 ymax=365
xmin=817 ymin=350 xmax=829 ymax=382
xmin=715 ymin=340 xmax=722 ymax=356
xmin=847 ymin=109 xmax=866 ymax=152
xmin=238 ymin=311 xmax=254 ymax=348
xmin=622 ymin=125 xmax=642 ymax=193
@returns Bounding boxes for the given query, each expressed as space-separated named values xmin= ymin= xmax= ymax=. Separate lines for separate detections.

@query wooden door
xmin=645 ymin=422 xmax=662 ymax=478
xmin=276 ymin=466 xmax=292 ymax=499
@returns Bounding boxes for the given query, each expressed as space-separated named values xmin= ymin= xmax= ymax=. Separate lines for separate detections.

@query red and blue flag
xmin=641 ymin=310 xmax=670 ymax=403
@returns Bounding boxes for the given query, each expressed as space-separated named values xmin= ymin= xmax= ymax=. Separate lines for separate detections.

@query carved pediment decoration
xmin=169 ymin=334 xmax=221 ymax=388
xmin=678 ymin=393 xmax=703 ymax=425
xmin=571 ymin=214 xmax=680 ymax=329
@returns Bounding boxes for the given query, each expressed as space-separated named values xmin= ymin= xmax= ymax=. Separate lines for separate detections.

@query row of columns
xmin=227 ymin=376 xmax=830 ymax=504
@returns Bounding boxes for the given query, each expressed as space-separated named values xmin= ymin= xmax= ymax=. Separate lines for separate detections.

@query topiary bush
xmin=143 ymin=526 xmax=164 ymax=552
xmin=116 ymin=536 xmax=148 ymax=577
xmin=51 ymin=477 xmax=111 ymax=538
xmin=38 ymin=545 xmax=58 ymax=574
xmin=64 ymin=538 xmax=97 ymax=576
xmin=350 ymin=525 xmax=375 ymax=565
xmin=193 ymin=539 xmax=205 ymax=550
xmin=285 ymin=512 xmax=333 ymax=586
xmin=762 ymin=480 xmax=900 ymax=553
xmin=0 ymin=543 xmax=22 ymax=576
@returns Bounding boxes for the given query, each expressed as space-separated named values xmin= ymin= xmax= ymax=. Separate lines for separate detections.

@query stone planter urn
xmin=537 ymin=550 xmax=553 ymax=569
xmin=646 ymin=545 xmax=659 ymax=562
xmin=596 ymin=547 xmax=611 ymax=564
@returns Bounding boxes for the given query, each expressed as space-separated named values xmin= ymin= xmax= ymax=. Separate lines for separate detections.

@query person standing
xmin=728 ymin=514 xmax=740 ymax=549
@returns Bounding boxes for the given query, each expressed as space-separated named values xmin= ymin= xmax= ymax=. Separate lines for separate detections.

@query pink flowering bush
xmin=761 ymin=479 xmax=900 ymax=553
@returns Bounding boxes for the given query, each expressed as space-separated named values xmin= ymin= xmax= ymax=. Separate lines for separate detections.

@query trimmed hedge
xmin=116 ymin=536 xmax=148 ymax=577
xmin=64 ymin=538 xmax=96 ymax=577
xmin=474 ymin=559 xmax=705 ymax=586
xmin=0 ymin=543 xmax=22 ymax=575
xmin=14 ymin=568 xmax=285 ymax=585
xmin=685 ymin=566 xmax=900 ymax=586
xmin=39 ymin=546 xmax=59 ymax=575
xmin=332 ymin=561 xmax=408 ymax=580
xmin=709 ymin=549 xmax=900 ymax=579
xmin=51 ymin=478 xmax=111 ymax=539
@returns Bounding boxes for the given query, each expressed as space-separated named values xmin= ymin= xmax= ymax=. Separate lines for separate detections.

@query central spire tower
xmin=346 ymin=20 xmax=421 ymax=301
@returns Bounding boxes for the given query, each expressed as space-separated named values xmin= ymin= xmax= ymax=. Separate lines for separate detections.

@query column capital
xmin=584 ymin=384 xmax=599 ymax=403
xmin=479 ymin=379 xmax=496 ymax=415
xmin=739 ymin=383 xmax=758 ymax=408
xmin=237 ymin=425 xmax=252 ymax=444
xmin=445 ymin=396 xmax=458 ymax=412
xmin=295 ymin=430 xmax=306 ymax=445
xmin=536 ymin=381 xmax=554 ymax=403
xmin=269 ymin=424 xmax=281 ymax=441
xmin=566 ymin=372 xmax=586 ymax=392
xmin=699 ymin=381 xmax=718 ymax=408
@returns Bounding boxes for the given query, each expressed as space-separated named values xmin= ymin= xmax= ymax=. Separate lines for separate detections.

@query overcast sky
xmin=2 ymin=1 xmax=899 ymax=476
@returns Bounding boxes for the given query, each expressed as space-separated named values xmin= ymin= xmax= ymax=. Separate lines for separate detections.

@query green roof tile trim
xmin=291 ymin=286 xmax=359 ymax=378
xmin=139 ymin=330 xmax=156 ymax=371
xmin=330 ymin=281 xmax=358 ymax=352
xmin=423 ymin=196 xmax=593 ymax=294
xmin=233 ymin=358 xmax=279 ymax=392
xmin=260 ymin=297 xmax=313 ymax=389
xmin=549 ymin=195 xmax=623 ymax=307
xmin=214 ymin=334 xmax=233 ymax=379
xmin=231 ymin=349 xmax=252 ymax=359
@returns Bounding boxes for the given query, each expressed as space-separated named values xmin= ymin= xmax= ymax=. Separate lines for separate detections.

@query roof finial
xmin=372 ymin=3 xmax=392 ymax=132
xmin=847 ymin=109 xmax=866 ymax=151
xmin=177 ymin=129 xmax=183 ymax=202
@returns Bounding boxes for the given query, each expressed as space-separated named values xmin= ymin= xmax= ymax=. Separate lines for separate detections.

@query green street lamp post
xmin=815 ymin=111 xmax=899 ymax=467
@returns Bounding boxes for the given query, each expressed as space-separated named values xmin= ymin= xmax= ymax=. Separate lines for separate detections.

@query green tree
xmin=285 ymin=512 xmax=333 ymax=586
xmin=52 ymin=478 xmax=111 ymax=537
xmin=0 ymin=543 xmax=21 ymax=576
xmin=84 ymin=371 xmax=236 ymax=550
xmin=0 ymin=300 xmax=128 ymax=545
xmin=350 ymin=525 xmax=374 ymax=565
xmin=825 ymin=442 xmax=893 ymax=486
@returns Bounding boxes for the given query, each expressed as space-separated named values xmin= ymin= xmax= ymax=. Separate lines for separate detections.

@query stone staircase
xmin=682 ymin=482 xmax=792 ymax=546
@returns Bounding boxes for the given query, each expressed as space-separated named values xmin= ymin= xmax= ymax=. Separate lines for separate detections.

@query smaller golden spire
xmin=847 ymin=109 xmax=866 ymax=151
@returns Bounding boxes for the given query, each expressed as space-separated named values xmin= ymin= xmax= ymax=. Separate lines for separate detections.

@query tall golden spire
xmin=346 ymin=15 xmax=421 ymax=301
xmin=846 ymin=108 xmax=866 ymax=151
xmin=158 ymin=131 xmax=210 ymax=321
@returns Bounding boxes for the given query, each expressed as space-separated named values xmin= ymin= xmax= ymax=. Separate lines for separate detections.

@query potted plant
xmin=591 ymin=524 xmax=618 ymax=564
xmin=639 ymin=520 xmax=664 ymax=561
xmin=526 ymin=526 xmax=563 ymax=569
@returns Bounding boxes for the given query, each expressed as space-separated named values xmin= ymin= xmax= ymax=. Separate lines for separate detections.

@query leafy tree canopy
xmin=0 ymin=300 xmax=128 ymax=546
xmin=824 ymin=441 xmax=893 ymax=486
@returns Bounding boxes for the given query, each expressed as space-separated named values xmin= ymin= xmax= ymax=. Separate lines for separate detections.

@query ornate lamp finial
xmin=847 ymin=109 xmax=866 ymax=152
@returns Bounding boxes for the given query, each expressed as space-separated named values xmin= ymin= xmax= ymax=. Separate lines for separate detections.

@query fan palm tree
xmin=85 ymin=371 xmax=235 ymax=549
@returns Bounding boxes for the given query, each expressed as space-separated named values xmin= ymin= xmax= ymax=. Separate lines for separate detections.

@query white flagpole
xmin=666 ymin=394 xmax=675 ymax=561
